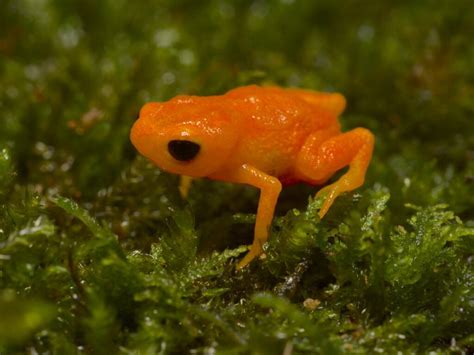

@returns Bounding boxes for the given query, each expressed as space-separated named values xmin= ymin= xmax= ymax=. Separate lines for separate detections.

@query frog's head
xmin=130 ymin=96 xmax=239 ymax=177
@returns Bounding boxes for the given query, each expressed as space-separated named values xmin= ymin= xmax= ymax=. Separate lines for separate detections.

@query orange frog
xmin=130 ymin=85 xmax=374 ymax=268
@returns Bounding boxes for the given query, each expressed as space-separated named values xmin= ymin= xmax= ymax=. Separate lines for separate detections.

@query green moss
xmin=1 ymin=0 xmax=473 ymax=353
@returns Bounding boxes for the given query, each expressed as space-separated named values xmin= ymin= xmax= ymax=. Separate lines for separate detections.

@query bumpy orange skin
xmin=131 ymin=85 xmax=374 ymax=268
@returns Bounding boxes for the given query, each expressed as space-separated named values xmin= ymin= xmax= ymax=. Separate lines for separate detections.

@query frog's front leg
xmin=296 ymin=128 xmax=374 ymax=218
xmin=179 ymin=176 xmax=193 ymax=198
xmin=229 ymin=164 xmax=282 ymax=269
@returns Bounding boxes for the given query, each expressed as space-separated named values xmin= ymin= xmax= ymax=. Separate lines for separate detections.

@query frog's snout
xmin=130 ymin=116 xmax=153 ymax=158
xmin=130 ymin=117 xmax=144 ymax=146
xmin=130 ymin=102 xmax=162 ymax=145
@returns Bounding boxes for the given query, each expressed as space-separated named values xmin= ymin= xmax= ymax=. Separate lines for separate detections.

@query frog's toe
xmin=316 ymin=183 xmax=341 ymax=218
xmin=236 ymin=244 xmax=264 ymax=270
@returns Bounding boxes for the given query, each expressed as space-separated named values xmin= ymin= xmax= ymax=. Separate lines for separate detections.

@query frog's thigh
xmin=231 ymin=164 xmax=282 ymax=269
xmin=296 ymin=128 xmax=374 ymax=217
xmin=289 ymin=89 xmax=347 ymax=116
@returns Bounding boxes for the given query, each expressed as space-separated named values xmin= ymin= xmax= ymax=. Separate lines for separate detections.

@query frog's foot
xmin=236 ymin=242 xmax=264 ymax=270
xmin=316 ymin=182 xmax=342 ymax=218
xmin=296 ymin=127 xmax=375 ymax=218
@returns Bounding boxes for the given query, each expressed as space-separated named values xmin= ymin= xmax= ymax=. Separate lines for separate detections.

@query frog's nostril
xmin=168 ymin=140 xmax=200 ymax=162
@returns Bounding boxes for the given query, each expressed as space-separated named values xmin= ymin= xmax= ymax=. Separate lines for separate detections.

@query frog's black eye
xmin=168 ymin=140 xmax=200 ymax=162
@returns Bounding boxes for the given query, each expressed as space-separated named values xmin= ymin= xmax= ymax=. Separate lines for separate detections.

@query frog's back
xmin=216 ymin=85 xmax=343 ymax=177
xmin=224 ymin=85 xmax=344 ymax=131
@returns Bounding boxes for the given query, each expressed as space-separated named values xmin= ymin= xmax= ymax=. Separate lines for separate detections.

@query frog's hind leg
xmin=295 ymin=128 xmax=375 ymax=218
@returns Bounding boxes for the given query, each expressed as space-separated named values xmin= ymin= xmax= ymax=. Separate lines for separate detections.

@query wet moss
xmin=1 ymin=0 xmax=473 ymax=353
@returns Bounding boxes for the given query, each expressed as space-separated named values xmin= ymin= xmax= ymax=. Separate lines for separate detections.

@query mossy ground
xmin=1 ymin=1 xmax=474 ymax=353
